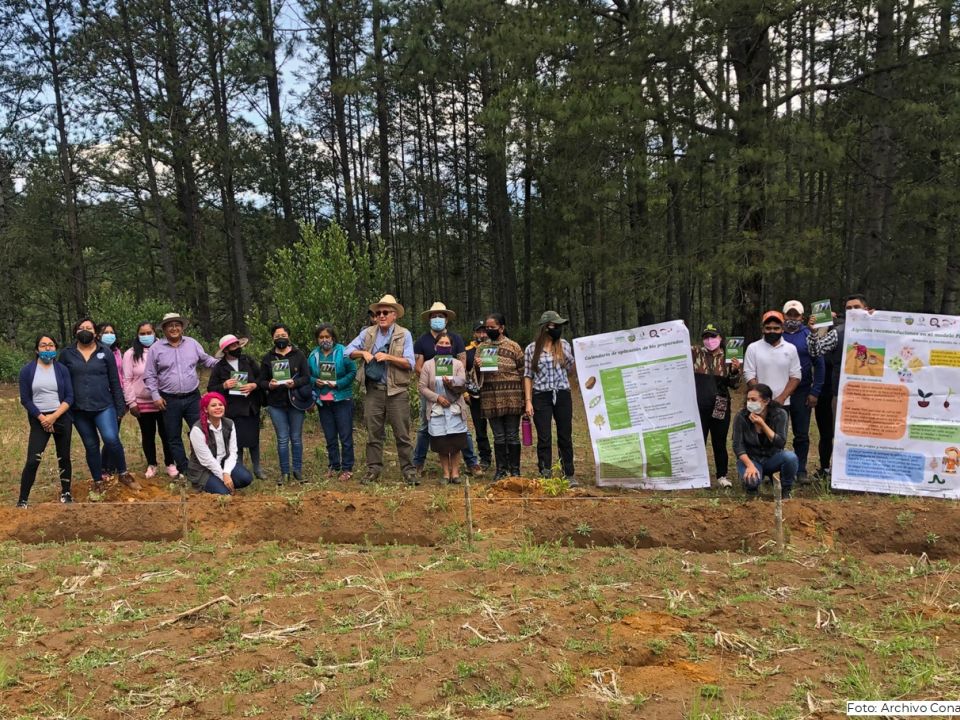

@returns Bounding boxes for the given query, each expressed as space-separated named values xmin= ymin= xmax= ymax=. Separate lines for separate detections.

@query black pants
xmin=488 ymin=414 xmax=521 ymax=445
xmin=21 ymin=414 xmax=72 ymax=502
xmin=532 ymin=390 xmax=574 ymax=476
xmin=137 ymin=412 xmax=174 ymax=467
xmin=699 ymin=405 xmax=731 ymax=478
xmin=162 ymin=391 xmax=201 ymax=474
xmin=815 ymin=387 xmax=835 ymax=470
xmin=469 ymin=396 xmax=492 ymax=465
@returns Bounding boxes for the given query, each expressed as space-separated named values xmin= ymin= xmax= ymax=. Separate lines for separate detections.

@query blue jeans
xmin=161 ymin=391 xmax=201 ymax=475
xmin=737 ymin=450 xmax=798 ymax=494
xmin=73 ymin=406 xmax=127 ymax=479
xmin=318 ymin=399 xmax=354 ymax=471
xmin=202 ymin=463 xmax=253 ymax=495
xmin=788 ymin=391 xmax=812 ymax=474
xmin=414 ymin=399 xmax=479 ymax=467
xmin=266 ymin=406 xmax=305 ymax=474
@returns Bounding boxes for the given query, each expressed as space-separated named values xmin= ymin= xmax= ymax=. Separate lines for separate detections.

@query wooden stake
xmin=773 ymin=475 xmax=784 ymax=549
xmin=463 ymin=475 xmax=474 ymax=548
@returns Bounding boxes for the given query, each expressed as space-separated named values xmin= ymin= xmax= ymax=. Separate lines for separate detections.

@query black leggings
xmin=815 ymin=387 xmax=834 ymax=470
xmin=20 ymin=415 xmax=72 ymax=502
xmin=136 ymin=412 xmax=174 ymax=468
xmin=700 ymin=406 xmax=732 ymax=478
xmin=532 ymin=390 xmax=574 ymax=476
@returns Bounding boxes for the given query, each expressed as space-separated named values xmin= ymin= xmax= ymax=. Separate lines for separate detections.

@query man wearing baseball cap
xmin=743 ymin=310 xmax=802 ymax=409
xmin=781 ymin=301 xmax=825 ymax=484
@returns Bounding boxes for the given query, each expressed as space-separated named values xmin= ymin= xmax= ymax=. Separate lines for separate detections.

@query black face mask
xmin=763 ymin=332 xmax=782 ymax=345
xmin=76 ymin=330 xmax=95 ymax=345
xmin=485 ymin=328 xmax=501 ymax=341
xmin=274 ymin=338 xmax=290 ymax=350
xmin=546 ymin=326 xmax=562 ymax=341
xmin=229 ymin=347 xmax=243 ymax=357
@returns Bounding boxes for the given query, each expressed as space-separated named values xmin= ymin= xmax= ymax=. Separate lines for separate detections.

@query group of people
xmin=692 ymin=293 xmax=868 ymax=498
xmin=17 ymin=297 xmax=578 ymax=506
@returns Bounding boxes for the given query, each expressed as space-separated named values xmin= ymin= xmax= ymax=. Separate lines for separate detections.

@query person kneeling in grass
xmin=732 ymin=383 xmax=798 ymax=499
xmin=186 ymin=392 xmax=253 ymax=495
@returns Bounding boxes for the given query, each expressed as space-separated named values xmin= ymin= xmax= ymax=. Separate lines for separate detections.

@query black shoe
xmin=448 ymin=477 xmax=462 ymax=485
xmin=277 ymin=474 xmax=290 ymax=487
xmin=796 ymin=471 xmax=811 ymax=485
xmin=507 ymin=443 xmax=522 ymax=477
xmin=361 ymin=470 xmax=381 ymax=485
xmin=293 ymin=471 xmax=305 ymax=483
xmin=254 ymin=468 xmax=266 ymax=481
xmin=16 ymin=500 xmax=27 ymax=509
xmin=60 ymin=491 xmax=73 ymax=504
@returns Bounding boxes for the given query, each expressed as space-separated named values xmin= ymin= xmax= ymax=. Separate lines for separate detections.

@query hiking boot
xmin=60 ymin=491 xmax=73 ymax=504
xmin=119 ymin=472 xmax=142 ymax=491
xmin=361 ymin=470 xmax=380 ymax=485
xmin=565 ymin=476 xmax=580 ymax=489
xmin=293 ymin=471 xmax=306 ymax=483
xmin=403 ymin=470 xmax=420 ymax=486
xmin=470 ymin=464 xmax=484 ymax=477
xmin=796 ymin=471 xmax=811 ymax=486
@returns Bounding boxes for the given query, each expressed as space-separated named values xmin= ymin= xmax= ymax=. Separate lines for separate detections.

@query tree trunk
xmin=372 ymin=0 xmax=391 ymax=254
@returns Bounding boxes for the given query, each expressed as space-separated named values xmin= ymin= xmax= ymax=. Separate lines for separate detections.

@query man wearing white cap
xmin=781 ymin=300 xmax=825 ymax=485
xmin=412 ymin=302 xmax=483 ymax=477
xmin=143 ymin=313 xmax=219 ymax=478
xmin=346 ymin=295 xmax=418 ymax=484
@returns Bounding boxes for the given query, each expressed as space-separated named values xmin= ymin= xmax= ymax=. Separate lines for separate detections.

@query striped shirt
xmin=524 ymin=339 xmax=575 ymax=392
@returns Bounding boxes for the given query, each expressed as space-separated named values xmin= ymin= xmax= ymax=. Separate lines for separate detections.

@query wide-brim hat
xmin=215 ymin=334 xmax=250 ymax=358
xmin=538 ymin=310 xmax=568 ymax=326
xmin=421 ymin=301 xmax=456 ymax=322
xmin=160 ymin=312 xmax=187 ymax=329
xmin=370 ymin=294 xmax=405 ymax=319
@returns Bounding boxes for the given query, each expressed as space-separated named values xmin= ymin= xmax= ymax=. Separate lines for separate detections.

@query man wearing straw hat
xmin=412 ymin=301 xmax=483 ymax=478
xmin=346 ymin=295 xmax=418 ymax=484
xmin=143 ymin=312 xmax=219 ymax=479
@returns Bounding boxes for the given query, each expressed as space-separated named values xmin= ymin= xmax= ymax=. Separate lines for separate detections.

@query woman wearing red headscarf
xmin=185 ymin=392 xmax=253 ymax=494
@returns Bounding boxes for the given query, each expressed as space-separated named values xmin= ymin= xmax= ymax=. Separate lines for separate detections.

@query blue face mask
xmin=139 ymin=334 xmax=156 ymax=347
xmin=38 ymin=350 xmax=57 ymax=363
xmin=101 ymin=333 xmax=117 ymax=346
xmin=430 ymin=317 xmax=447 ymax=332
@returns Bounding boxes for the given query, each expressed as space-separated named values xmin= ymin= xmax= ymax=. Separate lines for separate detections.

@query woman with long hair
xmin=523 ymin=311 xmax=577 ymax=483
xmin=122 ymin=321 xmax=176 ymax=478
xmin=732 ymin=383 xmax=798 ymax=498
xmin=472 ymin=313 xmax=525 ymax=479
xmin=691 ymin=322 xmax=741 ymax=488
xmin=185 ymin=392 xmax=254 ymax=494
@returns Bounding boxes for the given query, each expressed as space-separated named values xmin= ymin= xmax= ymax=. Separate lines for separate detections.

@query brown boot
xmin=118 ymin=472 xmax=142 ymax=491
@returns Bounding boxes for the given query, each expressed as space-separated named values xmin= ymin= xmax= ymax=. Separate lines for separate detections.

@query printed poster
xmin=574 ymin=321 xmax=709 ymax=489
xmin=833 ymin=310 xmax=960 ymax=498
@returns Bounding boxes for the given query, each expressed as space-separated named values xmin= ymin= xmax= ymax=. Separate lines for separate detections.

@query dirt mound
xmin=486 ymin=476 xmax=546 ymax=496
xmin=71 ymin=473 xmax=178 ymax=504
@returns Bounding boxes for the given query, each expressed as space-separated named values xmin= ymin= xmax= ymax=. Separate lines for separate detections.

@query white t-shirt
xmin=743 ymin=339 xmax=802 ymax=405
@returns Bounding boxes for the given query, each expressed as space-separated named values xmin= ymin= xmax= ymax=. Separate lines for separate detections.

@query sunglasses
xmin=374 ymin=309 xmax=394 ymax=317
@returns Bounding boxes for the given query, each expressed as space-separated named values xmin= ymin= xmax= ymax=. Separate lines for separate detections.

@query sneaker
xmin=717 ymin=476 xmax=733 ymax=488
xmin=119 ymin=472 xmax=142 ymax=491
xmin=565 ymin=476 xmax=580 ymax=488
xmin=166 ymin=464 xmax=180 ymax=478
xmin=145 ymin=465 xmax=157 ymax=479
xmin=93 ymin=479 xmax=104 ymax=494
xmin=253 ymin=467 xmax=266 ymax=481
xmin=338 ymin=471 xmax=353 ymax=482
xmin=16 ymin=500 xmax=27 ymax=508
xmin=470 ymin=464 xmax=485 ymax=477
xmin=60 ymin=491 xmax=73 ymax=504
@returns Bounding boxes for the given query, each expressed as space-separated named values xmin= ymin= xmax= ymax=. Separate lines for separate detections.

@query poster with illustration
xmin=574 ymin=321 xmax=709 ymax=489
xmin=833 ymin=310 xmax=960 ymax=499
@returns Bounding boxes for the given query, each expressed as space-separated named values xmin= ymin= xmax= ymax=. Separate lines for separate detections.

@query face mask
xmin=436 ymin=346 xmax=452 ymax=355
xmin=547 ymin=326 xmax=562 ymax=341
xmin=763 ymin=332 xmax=781 ymax=345
xmin=76 ymin=330 xmax=95 ymax=345
xmin=229 ymin=347 xmax=243 ymax=357
xmin=319 ymin=340 xmax=333 ymax=352
xmin=703 ymin=337 xmax=721 ymax=351
xmin=485 ymin=328 xmax=501 ymax=341
xmin=101 ymin=333 xmax=117 ymax=347
xmin=274 ymin=338 xmax=290 ymax=350
xmin=784 ymin=320 xmax=802 ymax=333
xmin=430 ymin=317 xmax=447 ymax=332
xmin=38 ymin=350 xmax=57 ymax=363
xmin=139 ymin=334 xmax=156 ymax=347
xmin=746 ymin=401 xmax=764 ymax=414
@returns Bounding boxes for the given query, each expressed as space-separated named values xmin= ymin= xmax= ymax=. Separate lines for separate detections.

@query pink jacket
xmin=122 ymin=347 xmax=157 ymax=412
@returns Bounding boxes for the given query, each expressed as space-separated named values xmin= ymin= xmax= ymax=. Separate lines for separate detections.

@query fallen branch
xmin=156 ymin=595 xmax=237 ymax=628
xmin=317 ymin=659 xmax=374 ymax=676
xmin=241 ymin=621 xmax=310 ymax=641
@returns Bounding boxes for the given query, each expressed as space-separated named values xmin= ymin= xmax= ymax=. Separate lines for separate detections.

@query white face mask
xmin=746 ymin=401 xmax=764 ymax=414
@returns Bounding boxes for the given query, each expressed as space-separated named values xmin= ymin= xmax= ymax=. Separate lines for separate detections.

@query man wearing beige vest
xmin=346 ymin=295 xmax=418 ymax=484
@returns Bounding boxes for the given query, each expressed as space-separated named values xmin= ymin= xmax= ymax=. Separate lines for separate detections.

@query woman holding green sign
xmin=308 ymin=323 xmax=357 ymax=481
xmin=418 ymin=332 xmax=470 ymax=483
xmin=259 ymin=324 xmax=311 ymax=485
xmin=208 ymin=334 xmax=264 ymax=480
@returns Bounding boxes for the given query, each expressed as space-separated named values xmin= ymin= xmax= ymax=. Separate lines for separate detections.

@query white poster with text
xmin=574 ymin=321 xmax=709 ymax=489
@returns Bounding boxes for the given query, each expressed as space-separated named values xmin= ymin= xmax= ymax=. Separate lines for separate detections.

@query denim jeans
xmin=788 ymin=390 xmax=812 ymax=474
xmin=202 ymin=463 xmax=254 ymax=495
xmin=161 ymin=391 xmax=201 ymax=475
xmin=737 ymin=450 xmax=799 ymax=494
xmin=73 ymin=406 xmax=127 ymax=479
xmin=413 ymin=398 xmax=479 ymax=468
xmin=267 ymin=405 xmax=305 ymax=475
xmin=317 ymin=399 xmax=355 ymax=471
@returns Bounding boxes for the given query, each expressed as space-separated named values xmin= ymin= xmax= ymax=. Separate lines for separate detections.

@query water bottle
xmin=521 ymin=416 xmax=533 ymax=447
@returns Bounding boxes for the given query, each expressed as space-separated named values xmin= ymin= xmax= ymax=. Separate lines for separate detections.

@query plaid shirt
xmin=524 ymin=340 xmax=575 ymax=392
